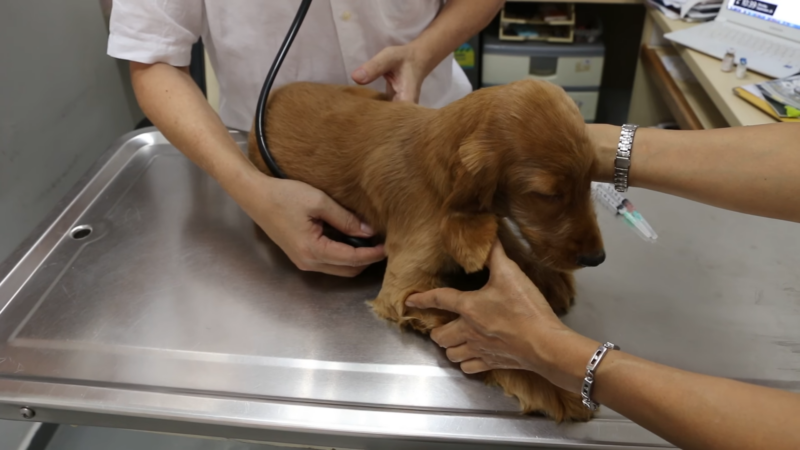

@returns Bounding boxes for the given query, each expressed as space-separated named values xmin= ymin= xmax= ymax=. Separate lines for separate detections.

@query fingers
xmin=433 ymin=323 xmax=492 ymax=373
xmin=351 ymin=47 xmax=401 ymax=85
xmin=486 ymin=239 xmax=526 ymax=285
xmin=486 ymin=239 xmax=511 ymax=270
xmin=392 ymin=85 xmax=419 ymax=103
xmin=309 ymin=262 xmax=370 ymax=278
xmin=289 ymin=240 xmax=376 ymax=277
xmin=306 ymin=194 xmax=386 ymax=268
xmin=385 ymin=74 xmax=397 ymax=102
xmin=312 ymin=236 xmax=386 ymax=267
xmin=430 ymin=318 xmax=469 ymax=349
xmin=391 ymin=74 xmax=421 ymax=104
xmin=351 ymin=46 xmax=420 ymax=103
xmin=405 ymin=288 xmax=462 ymax=313
xmin=460 ymin=359 xmax=492 ymax=374
xmin=255 ymin=179 xmax=384 ymax=276
xmin=445 ymin=343 xmax=476 ymax=363
xmin=313 ymin=195 xmax=375 ymax=238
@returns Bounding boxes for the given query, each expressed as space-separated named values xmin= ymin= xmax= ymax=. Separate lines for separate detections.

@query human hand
xmin=406 ymin=241 xmax=594 ymax=391
xmin=235 ymin=173 xmax=386 ymax=277
xmin=351 ymin=44 xmax=430 ymax=103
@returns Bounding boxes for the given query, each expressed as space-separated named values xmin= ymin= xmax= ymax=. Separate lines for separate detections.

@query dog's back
xmin=248 ymin=82 xmax=450 ymax=234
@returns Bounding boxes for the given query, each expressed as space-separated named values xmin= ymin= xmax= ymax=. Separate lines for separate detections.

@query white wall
xmin=0 ymin=0 xmax=140 ymax=262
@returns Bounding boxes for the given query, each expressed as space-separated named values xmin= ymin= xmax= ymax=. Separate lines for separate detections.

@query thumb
xmin=487 ymin=240 xmax=510 ymax=270
xmin=486 ymin=239 xmax=520 ymax=282
xmin=406 ymin=287 xmax=463 ymax=312
xmin=314 ymin=195 xmax=375 ymax=238
xmin=391 ymin=77 xmax=420 ymax=103
xmin=352 ymin=47 xmax=401 ymax=85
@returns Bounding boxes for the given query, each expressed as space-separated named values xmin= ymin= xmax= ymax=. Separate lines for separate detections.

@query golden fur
xmin=248 ymin=79 xmax=604 ymax=422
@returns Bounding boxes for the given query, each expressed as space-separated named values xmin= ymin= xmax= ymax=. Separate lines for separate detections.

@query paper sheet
xmin=647 ymin=0 xmax=681 ymax=19
xmin=741 ymin=83 xmax=766 ymax=100
xmin=648 ymin=0 xmax=722 ymax=20
xmin=679 ymin=0 xmax=722 ymax=17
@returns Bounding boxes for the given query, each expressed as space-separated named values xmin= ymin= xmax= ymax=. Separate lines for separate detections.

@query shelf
xmin=499 ymin=3 xmax=576 ymax=43
xmin=502 ymin=18 xmax=575 ymax=26
xmin=499 ymin=26 xmax=575 ymax=43
xmin=501 ymin=4 xmax=576 ymax=26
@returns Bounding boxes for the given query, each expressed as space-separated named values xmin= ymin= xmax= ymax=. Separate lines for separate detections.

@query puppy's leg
xmin=497 ymin=220 xmax=575 ymax=315
xmin=370 ymin=232 xmax=456 ymax=333
xmin=493 ymin=222 xmax=587 ymax=419
xmin=485 ymin=369 xmax=592 ymax=422
xmin=441 ymin=212 xmax=498 ymax=274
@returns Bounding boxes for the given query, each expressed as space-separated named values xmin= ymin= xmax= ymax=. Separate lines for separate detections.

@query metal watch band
xmin=581 ymin=342 xmax=620 ymax=411
xmin=614 ymin=124 xmax=638 ymax=192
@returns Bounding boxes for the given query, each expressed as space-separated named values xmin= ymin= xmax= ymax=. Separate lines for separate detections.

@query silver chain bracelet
xmin=614 ymin=124 xmax=638 ymax=192
xmin=581 ymin=342 xmax=620 ymax=411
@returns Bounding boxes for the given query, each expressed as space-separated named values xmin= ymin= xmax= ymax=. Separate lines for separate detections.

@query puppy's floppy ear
xmin=440 ymin=133 xmax=502 ymax=273
xmin=457 ymin=136 xmax=500 ymax=209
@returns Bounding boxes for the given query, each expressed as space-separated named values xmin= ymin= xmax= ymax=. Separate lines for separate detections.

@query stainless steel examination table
xmin=1 ymin=129 xmax=798 ymax=449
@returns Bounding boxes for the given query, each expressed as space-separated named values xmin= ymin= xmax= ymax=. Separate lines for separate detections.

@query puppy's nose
xmin=577 ymin=250 xmax=606 ymax=267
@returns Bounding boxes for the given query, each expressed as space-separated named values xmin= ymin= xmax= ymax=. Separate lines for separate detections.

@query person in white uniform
xmin=107 ymin=0 xmax=504 ymax=276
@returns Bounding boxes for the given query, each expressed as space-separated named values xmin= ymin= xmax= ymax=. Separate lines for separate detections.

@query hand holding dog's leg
xmin=406 ymin=240 xmax=589 ymax=421
xmin=370 ymin=231 xmax=455 ymax=331
xmin=406 ymin=241 xmax=581 ymax=378
xmin=409 ymin=242 xmax=800 ymax=448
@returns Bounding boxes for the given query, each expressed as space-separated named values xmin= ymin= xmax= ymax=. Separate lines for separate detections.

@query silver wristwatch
xmin=581 ymin=342 xmax=620 ymax=411
xmin=614 ymin=124 xmax=638 ymax=192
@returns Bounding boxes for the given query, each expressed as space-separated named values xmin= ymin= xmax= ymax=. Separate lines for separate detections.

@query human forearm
xmin=410 ymin=0 xmax=504 ymax=75
xmin=588 ymin=123 xmax=800 ymax=222
xmin=130 ymin=62 xmax=384 ymax=274
xmin=412 ymin=243 xmax=800 ymax=448
xmin=542 ymin=332 xmax=800 ymax=450
xmin=130 ymin=62 xmax=263 ymax=196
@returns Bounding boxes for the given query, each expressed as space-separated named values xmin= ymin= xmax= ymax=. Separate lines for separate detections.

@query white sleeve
xmin=107 ymin=0 xmax=204 ymax=66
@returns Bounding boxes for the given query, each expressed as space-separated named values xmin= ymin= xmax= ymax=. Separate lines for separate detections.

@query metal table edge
xmin=0 ymin=379 xmax=671 ymax=449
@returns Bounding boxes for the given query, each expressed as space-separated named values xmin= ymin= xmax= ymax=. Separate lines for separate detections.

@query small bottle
xmin=721 ymin=48 xmax=736 ymax=72
xmin=736 ymin=57 xmax=748 ymax=79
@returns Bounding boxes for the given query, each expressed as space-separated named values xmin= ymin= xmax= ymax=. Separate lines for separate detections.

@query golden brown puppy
xmin=248 ymin=79 xmax=604 ymax=422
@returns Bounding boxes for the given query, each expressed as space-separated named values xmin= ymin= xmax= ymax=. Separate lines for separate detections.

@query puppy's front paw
xmin=369 ymin=295 xmax=457 ymax=333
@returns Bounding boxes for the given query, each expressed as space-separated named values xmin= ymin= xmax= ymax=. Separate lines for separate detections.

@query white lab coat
xmin=107 ymin=0 xmax=472 ymax=131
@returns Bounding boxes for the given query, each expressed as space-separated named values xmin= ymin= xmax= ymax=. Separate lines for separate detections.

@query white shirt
xmin=108 ymin=0 xmax=472 ymax=131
